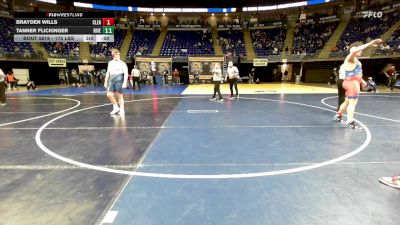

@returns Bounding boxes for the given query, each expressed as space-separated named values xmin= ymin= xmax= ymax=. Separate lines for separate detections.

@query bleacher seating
xmin=160 ymin=30 xmax=214 ymax=56
xmin=0 ymin=17 xmax=35 ymax=58
xmin=333 ymin=11 xmax=399 ymax=55
xmin=381 ymin=28 xmax=400 ymax=55
xmin=127 ymin=29 xmax=160 ymax=58
xmin=293 ymin=21 xmax=338 ymax=55
xmin=89 ymin=29 xmax=127 ymax=59
xmin=44 ymin=42 xmax=79 ymax=58
xmin=251 ymin=27 xmax=286 ymax=56
xmin=218 ymin=30 xmax=246 ymax=56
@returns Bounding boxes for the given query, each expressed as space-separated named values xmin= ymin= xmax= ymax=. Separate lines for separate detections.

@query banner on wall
xmin=48 ymin=58 xmax=66 ymax=67
xmin=253 ymin=58 xmax=268 ymax=67
xmin=135 ymin=57 xmax=173 ymax=77
xmin=188 ymin=57 xmax=224 ymax=76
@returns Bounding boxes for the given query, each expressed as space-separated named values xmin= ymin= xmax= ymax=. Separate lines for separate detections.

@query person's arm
xmin=234 ymin=67 xmax=239 ymax=78
xmin=122 ymin=63 xmax=128 ymax=88
xmin=0 ymin=69 xmax=4 ymax=81
xmin=104 ymin=63 xmax=110 ymax=88
xmin=361 ymin=79 xmax=367 ymax=88
xmin=350 ymin=39 xmax=382 ymax=53
xmin=383 ymin=70 xmax=390 ymax=77
xmin=347 ymin=39 xmax=383 ymax=61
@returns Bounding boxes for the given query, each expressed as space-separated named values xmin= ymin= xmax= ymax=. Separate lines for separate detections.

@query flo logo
xmin=362 ymin=11 xmax=383 ymax=18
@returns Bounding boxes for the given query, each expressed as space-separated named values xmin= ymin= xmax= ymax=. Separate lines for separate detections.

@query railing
xmin=372 ymin=48 xmax=400 ymax=57
xmin=1 ymin=50 xmax=399 ymax=63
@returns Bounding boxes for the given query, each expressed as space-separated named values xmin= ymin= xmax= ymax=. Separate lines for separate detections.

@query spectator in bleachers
xmin=218 ymin=30 xmax=246 ymax=56
xmin=128 ymin=30 xmax=160 ymax=57
xmin=294 ymin=21 xmax=337 ymax=55
xmin=225 ymin=51 xmax=233 ymax=61
xmin=334 ymin=11 xmax=399 ymax=58
xmin=252 ymin=27 xmax=286 ymax=56
xmin=90 ymin=29 xmax=126 ymax=59
xmin=161 ymin=31 xmax=213 ymax=56
xmin=0 ymin=18 xmax=35 ymax=58
xmin=384 ymin=28 xmax=400 ymax=55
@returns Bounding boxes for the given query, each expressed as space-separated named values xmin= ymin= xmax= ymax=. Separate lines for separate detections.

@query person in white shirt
xmin=104 ymin=49 xmax=128 ymax=115
xmin=226 ymin=61 xmax=239 ymax=99
xmin=131 ymin=65 xmax=141 ymax=90
xmin=209 ymin=63 xmax=224 ymax=102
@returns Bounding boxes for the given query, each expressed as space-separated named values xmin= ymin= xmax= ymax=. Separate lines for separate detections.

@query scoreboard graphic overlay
xmin=14 ymin=12 xmax=115 ymax=42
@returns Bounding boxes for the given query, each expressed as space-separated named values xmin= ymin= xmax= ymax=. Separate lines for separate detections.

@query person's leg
xmin=342 ymin=81 xmax=361 ymax=128
xmin=337 ymin=79 xmax=345 ymax=111
xmin=0 ymin=82 xmax=6 ymax=104
xmin=334 ymin=97 xmax=348 ymax=121
xmin=387 ymin=76 xmax=392 ymax=90
xmin=130 ymin=79 xmax=134 ymax=90
xmin=234 ymin=80 xmax=238 ymax=97
xmin=116 ymin=92 xmax=125 ymax=114
xmin=114 ymin=77 xmax=125 ymax=114
xmin=107 ymin=91 xmax=119 ymax=114
xmin=216 ymin=82 xmax=223 ymax=100
xmin=107 ymin=77 xmax=124 ymax=114
xmin=229 ymin=81 xmax=234 ymax=97
xmin=346 ymin=98 xmax=358 ymax=123
xmin=136 ymin=77 xmax=141 ymax=90
xmin=390 ymin=77 xmax=396 ymax=90
xmin=334 ymin=79 xmax=348 ymax=121
xmin=210 ymin=82 xmax=217 ymax=100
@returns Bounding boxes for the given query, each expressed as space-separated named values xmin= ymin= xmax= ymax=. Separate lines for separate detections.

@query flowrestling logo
xmin=362 ymin=11 xmax=383 ymax=18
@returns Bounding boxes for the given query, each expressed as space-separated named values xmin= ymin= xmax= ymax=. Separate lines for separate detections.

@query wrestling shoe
xmin=110 ymin=108 xmax=120 ymax=115
xmin=345 ymin=121 xmax=362 ymax=129
xmin=333 ymin=114 xmax=342 ymax=122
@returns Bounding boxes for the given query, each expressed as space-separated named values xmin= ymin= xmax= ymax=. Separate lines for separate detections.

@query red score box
xmin=102 ymin=18 xmax=114 ymax=26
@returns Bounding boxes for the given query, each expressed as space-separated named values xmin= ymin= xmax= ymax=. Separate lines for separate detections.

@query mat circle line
xmin=35 ymin=96 xmax=371 ymax=179
xmin=0 ymin=97 xmax=81 ymax=127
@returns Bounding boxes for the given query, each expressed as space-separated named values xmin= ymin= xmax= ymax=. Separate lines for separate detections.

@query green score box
xmin=102 ymin=26 xmax=114 ymax=34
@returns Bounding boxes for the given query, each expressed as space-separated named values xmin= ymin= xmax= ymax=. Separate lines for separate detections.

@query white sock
xmin=113 ymin=104 xmax=119 ymax=110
